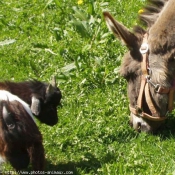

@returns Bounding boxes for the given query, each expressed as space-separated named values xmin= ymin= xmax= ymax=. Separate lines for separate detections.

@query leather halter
xmin=129 ymin=33 xmax=175 ymax=121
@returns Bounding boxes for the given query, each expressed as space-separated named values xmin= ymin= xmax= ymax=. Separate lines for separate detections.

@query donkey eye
xmin=148 ymin=68 xmax=152 ymax=75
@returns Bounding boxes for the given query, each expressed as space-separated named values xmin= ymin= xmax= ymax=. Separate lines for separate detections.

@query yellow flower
xmin=77 ymin=0 xmax=83 ymax=5
xmin=138 ymin=9 xmax=144 ymax=14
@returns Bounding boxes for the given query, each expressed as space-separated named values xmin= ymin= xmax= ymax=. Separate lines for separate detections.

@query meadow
xmin=1 ymin=0 xmax=175 ymax=174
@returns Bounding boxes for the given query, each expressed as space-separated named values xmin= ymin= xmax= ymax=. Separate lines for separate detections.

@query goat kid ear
xmin=46 ymin=84 xmax=55 ymax=95
xmin=31 ymin=96 xmax=41 ymax=116
xmin=103 ymin=11 xmax=138 ymax=50
xmin=45 ymin=76 xmax=57 ymax=95
xmin=2 ymin=102 xmax=15 ymax=129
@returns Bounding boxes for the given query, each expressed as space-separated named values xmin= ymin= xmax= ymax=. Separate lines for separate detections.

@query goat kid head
xmin=30 ymin=77 xmax=62 ymax=126
xmin=0 ymin=90 xmax=44 ymax=171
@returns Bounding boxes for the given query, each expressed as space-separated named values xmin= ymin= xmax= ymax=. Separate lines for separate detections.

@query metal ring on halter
xmin=146 ymin=76 xmax=162 ymax=92
xmin=140 ymin=43 xmax=149 ymax=54
xmin=154 ymin=84 xmax=161 ymax=93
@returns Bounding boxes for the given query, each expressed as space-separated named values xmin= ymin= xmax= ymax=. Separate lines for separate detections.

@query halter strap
xmin=130 ymin=33 xmax=174 ymax=121
xmin=129 ymin=105 xmax=167 ymax=121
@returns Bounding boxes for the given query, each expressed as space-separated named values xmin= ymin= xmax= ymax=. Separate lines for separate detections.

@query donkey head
xmin=103 ymin=0 xmax=175 ymax=132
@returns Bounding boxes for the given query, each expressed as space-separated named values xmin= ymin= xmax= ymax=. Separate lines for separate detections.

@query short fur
xmin=104 ymin=0 xmax=175 ymax=132
xmin=0 ymin=80 xmax=62 ymax=126
xmin=0 ymin=93 xmax=44 ymax=170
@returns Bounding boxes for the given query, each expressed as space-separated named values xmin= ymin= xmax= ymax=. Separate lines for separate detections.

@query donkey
xmin=103 ymin=0 xmax=175 ymax=132
xmin=0 ymin=77 xmax=62 ymax=126
xmin=0 ymin=90 xmax=44 ymax=171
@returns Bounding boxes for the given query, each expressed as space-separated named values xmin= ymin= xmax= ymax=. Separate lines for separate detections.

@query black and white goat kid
xmin=0 ymin=90 xmax=44 ymax=171
xmin=0 ymin=77 xmax=62 ymax=126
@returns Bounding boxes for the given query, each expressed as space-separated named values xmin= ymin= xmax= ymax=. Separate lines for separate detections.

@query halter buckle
xmin=146 ymin=76 xmax=162 ymax=93
xmin=140 ymin=43 xmax=149 ymax=54
xmin=154 ymin=84 xmax=161 ymax=93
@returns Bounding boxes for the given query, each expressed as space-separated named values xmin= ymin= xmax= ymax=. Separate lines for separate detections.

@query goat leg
xmin=28 ymin=142 xmax=45 ymax=171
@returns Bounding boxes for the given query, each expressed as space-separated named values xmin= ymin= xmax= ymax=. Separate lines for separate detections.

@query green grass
xmin=1 ymin=0 xmax=175 ymax=174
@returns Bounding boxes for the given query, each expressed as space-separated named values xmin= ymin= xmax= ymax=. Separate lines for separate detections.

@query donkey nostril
xmin=137 ymin=122 xmax=141 ymax=132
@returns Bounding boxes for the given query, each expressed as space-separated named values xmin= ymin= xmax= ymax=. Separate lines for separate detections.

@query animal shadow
xmin=155 ymin=115 xmax=175 ymax=139
xmin=45 ymin=153 xmax=101 ymax=175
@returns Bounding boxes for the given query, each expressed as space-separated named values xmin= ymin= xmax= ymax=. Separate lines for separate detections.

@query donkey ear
xmin=31 ymin=96 xmax=40 ymax=116
xmin=103 ymin=11 xmax=138 ymax=49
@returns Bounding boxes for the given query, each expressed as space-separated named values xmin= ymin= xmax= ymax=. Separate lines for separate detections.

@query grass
xmin=1 ymin=0 xmax=175 ymax=174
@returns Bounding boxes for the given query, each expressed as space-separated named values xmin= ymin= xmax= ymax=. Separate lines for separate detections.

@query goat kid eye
xmin=7 ymin=123 xmax=15 ymax=130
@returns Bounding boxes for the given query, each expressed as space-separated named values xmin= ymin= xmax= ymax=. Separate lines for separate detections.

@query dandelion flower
xmin=77 ymin=0 xmax=83 ymax=5
xmin=138 ymin=9 xmax=144 ymax=14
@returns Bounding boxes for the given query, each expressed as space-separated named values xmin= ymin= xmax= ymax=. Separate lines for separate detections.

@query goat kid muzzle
xmin=129 ymin=33 xmax=175 ymax=121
